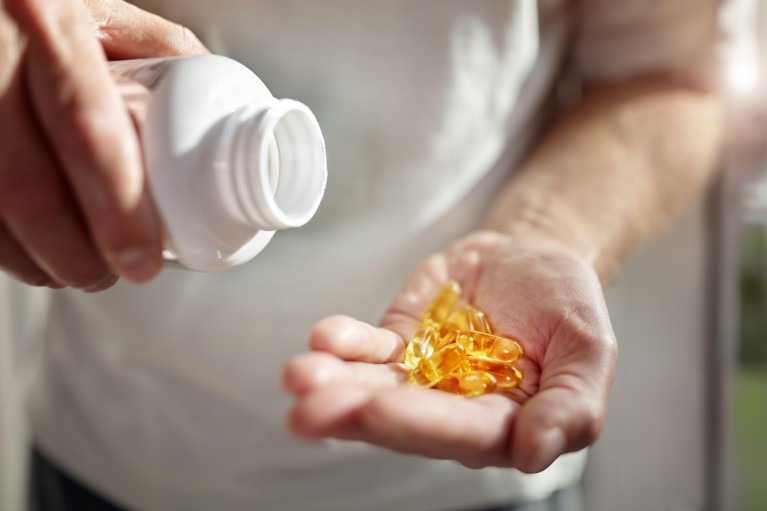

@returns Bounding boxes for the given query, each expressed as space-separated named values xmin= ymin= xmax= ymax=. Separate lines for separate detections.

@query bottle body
xmin=111 ymin=55 xmax=327 ymax=271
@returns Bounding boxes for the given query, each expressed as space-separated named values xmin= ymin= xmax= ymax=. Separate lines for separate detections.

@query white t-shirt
xmin=26 ymin=1 xmax=722 ymax=510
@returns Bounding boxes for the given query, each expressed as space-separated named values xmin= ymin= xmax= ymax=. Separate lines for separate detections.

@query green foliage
xmin=738 ymin=225 xmax=767 ymax=367
xmin=734 ymin=370 xmax=767 ymax=511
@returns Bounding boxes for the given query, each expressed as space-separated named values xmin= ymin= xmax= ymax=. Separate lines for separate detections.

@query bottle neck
xmin=224 ymin=99 xmax=327 ymax=230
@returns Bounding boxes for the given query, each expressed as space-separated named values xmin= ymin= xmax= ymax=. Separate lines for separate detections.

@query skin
xmin=284 ymin=76 xmax=723 ymax=473
xmin=0 ymin=0 xmax=206 ymax=291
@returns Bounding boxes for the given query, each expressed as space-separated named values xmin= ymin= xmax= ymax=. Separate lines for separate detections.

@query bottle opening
xmin=234 ymin=100 xmax=327 ymax=230
xmin=266 ymin=133 xmax=280 ymax=195
xmin=269 ymin=107 xmax=325 ymax=227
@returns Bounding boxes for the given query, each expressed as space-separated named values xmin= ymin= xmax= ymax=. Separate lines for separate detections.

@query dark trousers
xmin=28 ymin=448 xmax=127 ymax=511
xmin=29 ymin=447 xmax=582 ymax=511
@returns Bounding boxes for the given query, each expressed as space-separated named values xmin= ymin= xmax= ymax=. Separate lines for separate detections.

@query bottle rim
xmin=232 ymin=99 xmax=327 ymax=230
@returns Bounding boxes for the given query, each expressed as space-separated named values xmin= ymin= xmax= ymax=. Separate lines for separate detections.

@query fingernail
xmin=115 ymin=249 xmax=159 ymax=282
xmin=532 ymin=427 xmax=566 ymax=473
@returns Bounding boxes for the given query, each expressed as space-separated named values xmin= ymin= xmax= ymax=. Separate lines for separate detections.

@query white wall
xmin=1 ymin=276 xmax=28 ymax=511
xmin=584 ymin=196 xmax=715 ymax=511
xmin=0 ymin=278 xmax=49 ymax=511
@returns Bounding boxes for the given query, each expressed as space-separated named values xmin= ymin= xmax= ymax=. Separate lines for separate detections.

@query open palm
xmin=284 ymin=231 xmax=617 ymax=472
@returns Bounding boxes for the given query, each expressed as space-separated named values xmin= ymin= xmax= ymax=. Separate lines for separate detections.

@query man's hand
xmin=0 ymin=0 xmax=206 ymax=290
xmin=284 ymin=231 xmax=617 ymax=472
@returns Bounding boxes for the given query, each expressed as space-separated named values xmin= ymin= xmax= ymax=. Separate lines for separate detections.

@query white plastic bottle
xmin=110 ymin=55 xmax=327 ymax=272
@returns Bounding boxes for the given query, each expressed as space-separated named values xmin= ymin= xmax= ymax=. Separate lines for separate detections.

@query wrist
xmin=460 ymin=228 xmax=602 ymax=286
xmin=482 ymin=202 xmax=605 ymax=277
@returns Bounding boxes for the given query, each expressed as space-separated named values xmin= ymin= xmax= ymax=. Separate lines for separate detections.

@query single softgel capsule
xmin=436 ymin=371 xmax=498 ymax=398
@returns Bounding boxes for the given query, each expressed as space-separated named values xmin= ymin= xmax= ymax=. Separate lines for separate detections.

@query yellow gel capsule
xmin=453 ymin=358 xmax=474 ymax=373
xmin=434 ymin=330 xmax=457 ymax=352
xmin=455 ymin=330 xmax=522 ymax=360
xmin=488 ymin=337 xmax=523 ymax=363
xmin=468 ymin=356 xmax=523 ymax=389
xmin=418 ymin=344 xmax=467 ymax=382
xmin=454 ymin=330 xmax=495 ymax=357
xmin=438 ymin=306 xmax=470 ymax=337
xmin=422 ymin=280 xmax=462 ymax=330
xmin=466 ymin=307 xmax=492 ymax=334
xmin=408 ymin=367 xmax=437 ymax=388
xmin=441 ymin=306 xmax=494 ymax=338
xmin=436 ymin=371 xmax=498 ymax=398
xmin=403 ymin=327 xmax=439 ymax=370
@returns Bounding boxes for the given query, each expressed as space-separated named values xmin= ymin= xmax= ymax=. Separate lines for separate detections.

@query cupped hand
xmin=284 ymin=230 xmax=617 ymax=472
xmin=0 ymin=0 xmax=207 ymax=290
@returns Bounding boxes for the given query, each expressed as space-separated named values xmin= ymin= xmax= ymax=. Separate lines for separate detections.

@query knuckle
xmin=52 ymin=93 xmax=133 ymax=172
xmin=0 ymin=263 xmax=50 ymax=287
xmin=57 ymin=107 xmax=145 ymax=214
xmin=177 ymin=24 xmax=205 ymax=54
xmin=62 ymin=105 xmax=113 ymax=160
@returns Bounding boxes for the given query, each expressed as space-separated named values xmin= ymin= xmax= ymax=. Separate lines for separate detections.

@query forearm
xmin=484 ymin=76 xmax=723 ymax=280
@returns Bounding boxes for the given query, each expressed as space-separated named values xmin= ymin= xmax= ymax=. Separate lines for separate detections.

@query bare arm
xmin=485 ymin=76 xmax=724 ymax=279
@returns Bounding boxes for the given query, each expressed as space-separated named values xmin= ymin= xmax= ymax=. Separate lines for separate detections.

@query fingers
xmin=510 ymin=386 xmax=600 ymax=474
xmin=511 ymin=335 xmax=617 ymax=473
xmin=0 ymin=67 xmax=118 ymax=289
xmin=285 ymin=347 xmax=517 ymax=467
xmin=308 ymin=315 xmax=408 ymax=363
xmin=0 ymin=0 xmax=207 ymax=291
xmin=283 ymin=351 xmax=403 ymax=396
xmin=290 ymin=383 xmax=518 ymax=467
xmin=288 ymin=384 xmax=373 ymax=440
xmin=0 ymin=222 xmax=52 ymax=287
xmin=6 ymin=0 xmax=164 ymax=283
xmin=84 ymin=0 xmax=209 ymax=59
xmin=355 ymin=387 xmax=516 ymax=466
xmin=285 ymin=353 xmax=404 ymax=440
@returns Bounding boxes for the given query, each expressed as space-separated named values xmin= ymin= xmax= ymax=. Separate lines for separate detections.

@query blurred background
xmin=2 ymin=2 xmax=767 ymax=511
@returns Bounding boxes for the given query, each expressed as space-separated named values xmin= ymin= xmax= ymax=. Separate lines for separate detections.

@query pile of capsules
xmin=402 ymin=279 xmax=524 ymax=398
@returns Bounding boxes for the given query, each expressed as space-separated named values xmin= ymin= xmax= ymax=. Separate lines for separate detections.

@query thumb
xmin=511 ymin=386 xmax=605 ymax=473
xmin=510 ymin=333 xmax=617 ymax=473
xmin=85 ymin=0 xmax=209 ymax=59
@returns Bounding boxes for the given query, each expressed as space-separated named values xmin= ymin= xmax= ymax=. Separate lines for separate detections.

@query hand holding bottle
xmin=0 ymin=0 xmax=206 ymax=290
xmin=284 ymin=231 xmax=617 ymax=472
